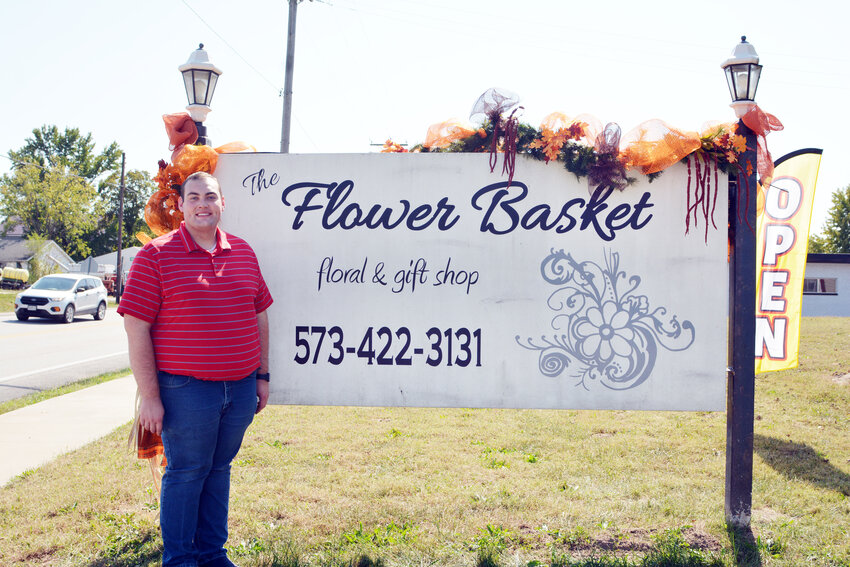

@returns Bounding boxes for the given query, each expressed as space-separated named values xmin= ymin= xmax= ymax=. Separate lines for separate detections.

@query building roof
xmin=807 ymin=253 xmax=850 ymax=264
xmin=0 ymin=237 xmax=34 ymax=263
xmin=91 ymin=246 xmax=142 ymax=266
xmin=0 ymin=237 xmax=74 ymax=269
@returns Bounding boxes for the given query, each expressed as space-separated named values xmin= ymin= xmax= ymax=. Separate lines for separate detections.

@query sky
xmin=1 ymin=0 xmax=848 ymax=233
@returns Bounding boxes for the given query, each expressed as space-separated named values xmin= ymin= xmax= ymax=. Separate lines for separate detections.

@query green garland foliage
xmin=405 ymin=117 xmax=744 ymax=187
xmin=559 ymin=140 xmax=597 ymax=180
xmin=409 ymin=119 xmax=653 ymax=185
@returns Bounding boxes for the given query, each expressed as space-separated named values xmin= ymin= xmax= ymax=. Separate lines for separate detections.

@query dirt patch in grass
xmin=516 ymin=525 xmax=720 ymax=558
xmin=831 ymin=372 xmax=850 ymax=385
xmin=16 ymin=545 xmax=59 ymax=565
xmin=752 ymin=506 xmax=786 ymax=523
xmin=684 ymin=526 xmax=723 ymax=552
xmin=585 ymin=529 xmax=654 ymax=554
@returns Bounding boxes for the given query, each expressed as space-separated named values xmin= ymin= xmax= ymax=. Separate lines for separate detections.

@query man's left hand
xmin=256 ymin=379 xmax=270 ymax=414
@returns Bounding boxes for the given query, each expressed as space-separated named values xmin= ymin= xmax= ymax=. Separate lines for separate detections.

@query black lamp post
xmin=179 ymin=43 xmax=222 ymax=146
xmin=722 ymin=36 xmax=762 ymax=528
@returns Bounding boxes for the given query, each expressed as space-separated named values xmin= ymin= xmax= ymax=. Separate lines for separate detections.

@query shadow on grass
xmin=82 ymin=529 xmax=161 ymax=567
xmin=754 ymin=434 xmax=850 ymax=496
xmin=725 ymin=525 xmax=762 ymax=567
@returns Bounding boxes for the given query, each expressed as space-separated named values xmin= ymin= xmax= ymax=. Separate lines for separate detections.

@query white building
xmin=0 ymin=236 xmax=74 ymax=273
xmin=85 ymin=246 xmax=142 ymax=277
xmin=803 ymin=253 xmax=850 ymax=316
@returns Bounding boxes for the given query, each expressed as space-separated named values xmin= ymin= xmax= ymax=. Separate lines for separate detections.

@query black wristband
xmin=256 ymin=372 xmax=270 ymax=382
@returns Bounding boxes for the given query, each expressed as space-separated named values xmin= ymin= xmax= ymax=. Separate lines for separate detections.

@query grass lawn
xmin=0 ymin=319 xmax=847 ymax=566
xmin=0 ymin=290 xmax=17 ymax=312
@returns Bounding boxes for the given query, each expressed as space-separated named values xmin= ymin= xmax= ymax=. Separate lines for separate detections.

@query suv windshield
xmin=31 ymin=277 xmax=77 ymax=291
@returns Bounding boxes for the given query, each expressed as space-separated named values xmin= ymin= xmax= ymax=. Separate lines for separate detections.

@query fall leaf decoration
xmin=529 ymin=121 xmax=587 ymax=163
xmin=381 ymin=139 xmax=409 ymax=153
xmin=731 ymin=134 xmax=747 ymax=154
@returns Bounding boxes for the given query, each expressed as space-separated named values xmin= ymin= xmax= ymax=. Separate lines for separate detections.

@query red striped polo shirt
xmin=117 ymin=222 xmax=273 ymax=380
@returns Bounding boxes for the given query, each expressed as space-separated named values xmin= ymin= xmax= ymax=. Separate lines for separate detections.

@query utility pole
xmin=280 ymin=0 xmax=299 ymax=153
xmin=115 ymin=154 xmax=126 ymax=303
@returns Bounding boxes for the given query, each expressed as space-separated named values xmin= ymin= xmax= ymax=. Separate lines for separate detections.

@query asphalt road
xmin=0 ymin=307 xmax=129 ymax=403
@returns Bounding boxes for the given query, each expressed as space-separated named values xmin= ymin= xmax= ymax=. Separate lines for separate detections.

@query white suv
xmin=15 ymin=274 xmax=108 ymax=323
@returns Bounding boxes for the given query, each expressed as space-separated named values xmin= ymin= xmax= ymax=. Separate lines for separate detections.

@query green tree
xmin=9 ymin=125 xmax=120 ymax=182
xmin=88 ymin=169 xmax=156 ymax=255
xmin=25 ymin=234 xmax=50 ymax=283
xmin=0 ymin=125 xmax=159 ymax=259
xmin=0 ymin=165 xmax=103 ymax=259
xmin=808 ymin=233 xmax=827 ymax=253
xmin=815 ymin=185 xmax=850 ymax=253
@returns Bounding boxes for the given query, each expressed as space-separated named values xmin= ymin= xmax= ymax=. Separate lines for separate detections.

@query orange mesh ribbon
xmin=162 ymin=113 xmax=198 ymax=151
xmin=129 ymin=394 xmax=166 ymax=492
xmin=741 ymin=105 xmax=783 ymax=186
xmin=147 ymin=144 xmax=220 ymax=235
xmin=136 ymin=425 xmax=166 ymax=464
xmin=423 ymin=119 xmax=478 ymax=149
xmin=620 ymin=120 xmax=701 ymax=175
xmin=173 ymin=143 xmax=219 ymax=177
xmin=215 ymin=141 xmax=257 ymax=154
xmin=144 ymin=187 xmax=183 ymax=236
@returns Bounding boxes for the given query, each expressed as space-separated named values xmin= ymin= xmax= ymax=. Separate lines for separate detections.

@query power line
xmin=181 ymin=0 xmax=281 ymax=94
xmin=180 ymin=0 xmax=323 ymax=152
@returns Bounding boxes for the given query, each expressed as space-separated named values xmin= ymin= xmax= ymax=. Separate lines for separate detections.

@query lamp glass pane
xmin=727 ymin=64 xmax=751 ymax=101
xmin=193 ymin=70 xmax=211 ymax=105
xmin=747 ymin=64 xmax=762 ymax=100
xmin=724 ymin=67 xmax=737 ymax=101
xmin=206 ymin=73 xmax=219 ymax=106
xmin=182 ymin=70 xmax=195 ymax=105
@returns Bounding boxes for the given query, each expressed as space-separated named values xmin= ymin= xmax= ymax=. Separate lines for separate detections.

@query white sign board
xmin=218 ymin=153 xmax=728 ymax=410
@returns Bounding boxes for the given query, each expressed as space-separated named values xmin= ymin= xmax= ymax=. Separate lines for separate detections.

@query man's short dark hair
xmin=180 ymin=172 xmax=222 ymax=199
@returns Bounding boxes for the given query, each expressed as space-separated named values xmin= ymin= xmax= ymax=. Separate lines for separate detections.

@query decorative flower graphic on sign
xmin=517 ymin=250 xmax=695 ymax=390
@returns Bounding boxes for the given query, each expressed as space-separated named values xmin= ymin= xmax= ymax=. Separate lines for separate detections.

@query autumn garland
xmin=383 ymin=115 xmax=752 ymax=238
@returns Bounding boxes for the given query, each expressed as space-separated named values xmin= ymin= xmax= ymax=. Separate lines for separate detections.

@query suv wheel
xmin=94 ymin=301 xmax=107 ymax=321
xmin=15 ymin=311 xmax=29 ymax=321
xmin=62 ymin=304 xmax=75 ymax=324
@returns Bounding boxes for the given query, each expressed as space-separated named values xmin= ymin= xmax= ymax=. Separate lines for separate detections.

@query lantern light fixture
xmin=178 ymin=43 xmax=222 ymax=145
xmin=721 ymin=36 xmax=762 ymax=118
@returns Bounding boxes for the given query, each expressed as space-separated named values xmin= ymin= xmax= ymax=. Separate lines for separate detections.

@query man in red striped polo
xmin=119 ymin=171 xmax=273 ymax=567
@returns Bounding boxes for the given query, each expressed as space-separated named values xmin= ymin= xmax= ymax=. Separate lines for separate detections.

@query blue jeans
xmin=158 ymin=371 xmax=257 ymax=567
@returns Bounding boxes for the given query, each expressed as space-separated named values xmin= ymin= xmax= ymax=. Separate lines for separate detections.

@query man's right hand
xmin=124 ymin=314 xmax=163 ymax=435
xmin=139 ymin=396 xmax=165 ymax=436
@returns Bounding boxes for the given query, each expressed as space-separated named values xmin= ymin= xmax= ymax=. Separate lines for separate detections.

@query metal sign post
xmin=725 ymin=121 xmax=758 ymax=526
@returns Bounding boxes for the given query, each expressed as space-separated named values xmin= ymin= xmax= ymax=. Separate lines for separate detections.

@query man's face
xmin=178 ymin=177 xmax=224 ymax=233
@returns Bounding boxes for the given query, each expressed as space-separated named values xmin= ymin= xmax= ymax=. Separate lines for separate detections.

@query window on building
xmin=803 ymin=277 xmax=837 ymax=294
